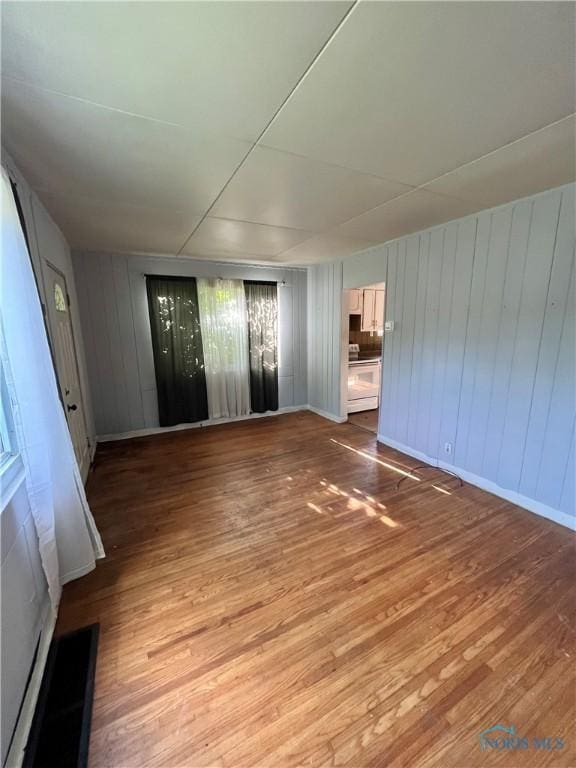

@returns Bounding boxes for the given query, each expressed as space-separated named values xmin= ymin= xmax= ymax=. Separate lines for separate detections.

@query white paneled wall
xmin=308 ymin=184 xmax=575 ymax=527
xmin=73 ymin=252 xmax=307 ymax=437
xmin=307 ymin=262 xmax=344 ymax=419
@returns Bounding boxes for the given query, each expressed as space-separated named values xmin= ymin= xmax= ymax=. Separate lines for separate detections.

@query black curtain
xmin=146 ymin=276 xmax=208 ymax=426
xmin=244 ymin=281 xmax=278 ymax=413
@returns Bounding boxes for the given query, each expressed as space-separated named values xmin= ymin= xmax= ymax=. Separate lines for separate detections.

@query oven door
xmin=348 ymin=362 xmax=380 ymax=400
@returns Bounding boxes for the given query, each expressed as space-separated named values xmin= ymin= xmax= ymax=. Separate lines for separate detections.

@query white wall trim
xmin=97 ymin=405 xmax=351 ymax=442
xmin=5 ymin=603 xmax=56 ymax=768
xmin=377 ymin=433 xmax=576 ymax=532
xmin=97 ymin=405 xmax=309 ymax=442
xmin=307 ymin=405 xmax=347 ymax=424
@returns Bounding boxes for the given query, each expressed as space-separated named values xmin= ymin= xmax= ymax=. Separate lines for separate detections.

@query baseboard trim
xmin=307 ymin=406 xmax=347 ymax=424
xmin=377 ymin=433 xmax=576 ymax=532
xmin=6 ymin=602 xmax=56 ymax=768
xmin=97 ymin=405 xmax=308 ymax=443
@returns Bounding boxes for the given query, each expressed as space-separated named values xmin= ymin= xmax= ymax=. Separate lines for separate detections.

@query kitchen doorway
xmin=342 ymin=283 xmax=385 ymax=434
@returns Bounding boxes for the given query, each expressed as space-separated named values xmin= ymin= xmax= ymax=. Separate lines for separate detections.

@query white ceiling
xmin=2 ymin=1 xmax=574 ymax=265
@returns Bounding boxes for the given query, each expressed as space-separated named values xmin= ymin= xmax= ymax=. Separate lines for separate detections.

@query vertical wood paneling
xmin=520 ymin=186 xmax=575 ymax=502
xmin=414 ymin=229 xmax=443 ymax=453
xmin=379 ymin=243 xmax=398 ymax=437
xmin=100 ymin=253 xmax=132 ymax=434
xmin=111 ymin=256 xmax=145 ymax=430
xmin=463 ymin=208 xmax=511 ymax=475
xmin=438 ymin=217 xmax=476 ymax=462
xmin=297 ymin=269 xmax=308 ymax=405
xmin=390 ymin=241 xmax=406 ymax=440
xmin=323 ymin=265 xmax=328 ymax=410
xmin=532 ymin=261 xmax=575 ymax=508
xmin=307 ymin=265 xmax=316 ymax=407
xmin=311 ymin=183 xmax=575 ymax=524
xmin=453 ymin=211 xmax=491 ymax=469
xmin=81 ymin=254 xmax=120 ymax=435
xmin=278 ymin=377 xmax=294 ymax=409
xmin=395 ymin=237 xmax=418 ymax=444
xmin=427 ymin=225 xmax=457 ymax=458
xmin=307 ymin=261 xmax=343 ymax=417
xmin=73 ymin=254 xmax=307 ymax=434
xmin=278 ymin=284 xmax=294 ymax=377
xmin=74 ymin=255 xmax=106 ymax=435
xmin=480 ymin=201 xmax=531 ymax=481
xmin=326 ymin=265 xmax=333 ymax=411
xmin=331 ymin=264 xmax=341 ymax=414
xmin=406 ymin=233 xmax=430 ymax=448
xmin=496 ymin=190 xmax=562 ymax=491
xmin=559 ymin=430 xmax=575 ymax=517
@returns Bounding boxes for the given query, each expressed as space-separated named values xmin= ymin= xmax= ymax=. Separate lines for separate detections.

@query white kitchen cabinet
xmin=348 ymin=288 xmax=363 ymax=315
xmin=361 ymin=289 xmax=375 ymax=330
xmin=374 ymin=290 xmax=385 ymax=331
xmin=361 ymin=289 xmax=384 ymax=331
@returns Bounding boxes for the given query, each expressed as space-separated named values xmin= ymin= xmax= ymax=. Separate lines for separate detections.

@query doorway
xmin=44 ymin=262 xmax=91 ymax=479
xmin=342 ymin=283 xmax=385 ymax=434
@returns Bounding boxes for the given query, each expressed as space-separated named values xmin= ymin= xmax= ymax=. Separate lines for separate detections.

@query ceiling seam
xmin=255 ymin=138 xmax=415 ymax=189
xmin=207 ymin=214 xmax=317 ymax=235
xmin=175 ymin=0 xmax=360 ymax=256
xmin=312 ymin=112 xmax=576 ymax=235
xmin=270 ymin=108 xmax=575 ymax=259
xmin=1 ymin=74 xmax=185 ymax=128
xmin=417 ymin=112 xmax=576 ymax=189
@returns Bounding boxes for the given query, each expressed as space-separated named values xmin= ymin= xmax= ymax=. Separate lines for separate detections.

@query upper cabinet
xmin=348 ymin=288 xmax=363 ymax=315
xmin=348 ymin=286 xmax=385 ymax=330
xmin=374 ymin=289 xmax=385 ymax=331
xmin=361 ymin=288 xmax=385 ymax=332
xmin=361 ymin=289 xmax=375 ymax=330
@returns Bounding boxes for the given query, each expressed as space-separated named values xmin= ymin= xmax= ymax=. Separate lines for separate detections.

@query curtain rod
xmin=138 ymin=259 xmax=304 ymax=272
xmin=142 ymin=274 xmax=287 ymax=285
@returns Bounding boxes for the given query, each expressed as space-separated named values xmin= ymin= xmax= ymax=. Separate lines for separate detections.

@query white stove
xmin=347 ymin=354 xmax=381 ymax=413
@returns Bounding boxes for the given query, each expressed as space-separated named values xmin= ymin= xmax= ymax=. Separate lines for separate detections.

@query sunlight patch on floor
xmin=330 ymin=438 xmax=421 ymax=481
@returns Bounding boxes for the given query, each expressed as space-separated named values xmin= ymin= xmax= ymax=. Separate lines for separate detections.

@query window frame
xmin=0 ymin=350 xmax=24 ymax=507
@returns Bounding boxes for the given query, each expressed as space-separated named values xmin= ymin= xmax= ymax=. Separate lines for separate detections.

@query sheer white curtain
xmin=1 ymin=169 xmax=104 ymax=611
xmin=197 ymin=278 xmax=250 ymax=419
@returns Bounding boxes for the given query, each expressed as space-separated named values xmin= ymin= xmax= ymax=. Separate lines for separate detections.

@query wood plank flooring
xmin=56 ymin=412 xmax=576 ymax=768
xmin=347 ymin=409 xmax=379 ymax=434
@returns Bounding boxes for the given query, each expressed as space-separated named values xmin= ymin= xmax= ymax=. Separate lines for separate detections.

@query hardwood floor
xmin=57 ymin=412 xmax=575 ymax=768
xmin=347 ymin=409 xmax=379 ymax=434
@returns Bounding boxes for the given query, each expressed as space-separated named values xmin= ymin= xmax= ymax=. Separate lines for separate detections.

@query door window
xmin=54 ymin=282 xmax=67 ymax=313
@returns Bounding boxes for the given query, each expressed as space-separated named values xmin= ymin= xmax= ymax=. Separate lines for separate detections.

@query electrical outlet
xmin=444 ymin=442 xmax=452 ymax=455
xmin=384 ymin=320 xmax=395 ymax=332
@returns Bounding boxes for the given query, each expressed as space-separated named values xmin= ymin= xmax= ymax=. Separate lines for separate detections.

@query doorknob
xmin=67 ymin=403 xmax=77 ymax=412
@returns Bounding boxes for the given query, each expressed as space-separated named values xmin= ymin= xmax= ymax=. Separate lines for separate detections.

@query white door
xmin=44 ymin=264 xmax=90 ymax=480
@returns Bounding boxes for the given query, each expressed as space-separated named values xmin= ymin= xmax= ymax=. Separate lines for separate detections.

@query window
xmin=0 ymin=359 xmax=17 ymax=471
xmin=0 ymin=349 xmax=24 ymax=505
xmin=54 ymin=281 xmax=67 ymax=313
